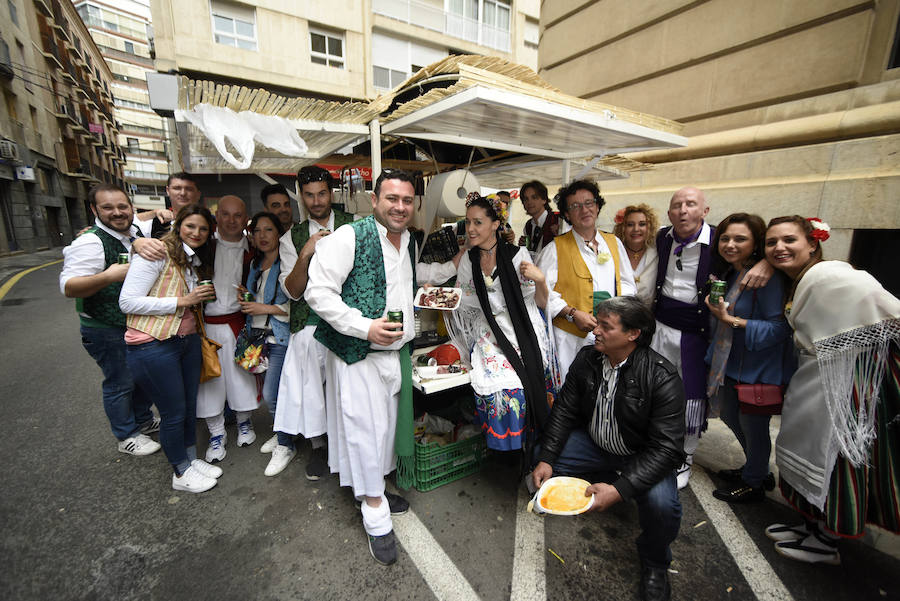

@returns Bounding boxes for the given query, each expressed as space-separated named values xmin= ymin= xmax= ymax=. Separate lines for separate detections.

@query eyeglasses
xmin=567 ymin=199 xmax=597 ymax=212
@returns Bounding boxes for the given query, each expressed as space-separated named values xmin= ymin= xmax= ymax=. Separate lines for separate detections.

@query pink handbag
xmin=735 ymin=383 xmax=783 ymax=415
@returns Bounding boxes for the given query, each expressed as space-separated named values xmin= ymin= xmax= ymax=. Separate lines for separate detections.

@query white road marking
xmin=392 ymin=506 xmax=482 ymax=601
xmin=689 ymin=467 xmax=795 ymax=601
xmin=510 ymin=486 xmax=546 ymax=601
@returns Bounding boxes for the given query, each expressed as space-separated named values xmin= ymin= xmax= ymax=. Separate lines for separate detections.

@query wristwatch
xmin=565 ymin=307 xmax=577 ymax=323
xmin=732 ymin=317 xmax=740 ymax=329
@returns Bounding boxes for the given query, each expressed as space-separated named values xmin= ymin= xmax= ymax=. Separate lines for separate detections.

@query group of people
xmin=61 ymin=168 xmax=898 ymax=601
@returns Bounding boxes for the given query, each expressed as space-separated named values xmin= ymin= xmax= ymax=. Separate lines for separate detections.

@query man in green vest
xmin=262 ymin=166 xmax=354 ymax=478
xmin=60 ymin=183 xmax=167 ymax=456
xmin=305 ymin=169 xmax=419 ymax=566
xmin=537 ymin=179 xmax=637 ymax=382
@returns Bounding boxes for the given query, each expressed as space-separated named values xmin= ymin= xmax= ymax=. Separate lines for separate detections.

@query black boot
xmin=640 ymin=566 xmax=671 ymax=601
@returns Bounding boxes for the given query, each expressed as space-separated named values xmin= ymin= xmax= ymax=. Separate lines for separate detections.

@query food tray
xmin=415 ymin=365 xmax=467 ymax=380
xmin=414 ymin=287 xmax=462 ymax=311
xmin=531 ymin=476 xmax=594 ymax=515
xmin=397 ymin=434 xmax=487 ymax=492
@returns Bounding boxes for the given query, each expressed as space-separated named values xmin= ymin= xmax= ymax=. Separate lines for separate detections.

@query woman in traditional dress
xmin=613 ymin=204 xmax=659 ymax=305
xmin=238 ymin=212 xmax=292 ymax=477
xmin=119 ymin=205 xmax=223 ymax=493
xmin=763 ymin=215 xmax=900 ymax=564
xmin=703 ymin=213 xmax=793 ymax=504
xmin=445 ymin=193 xmax=558 ymax=455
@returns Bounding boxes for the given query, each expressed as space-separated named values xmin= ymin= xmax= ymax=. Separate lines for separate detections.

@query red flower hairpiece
xmin=807 ymin=217 xmax=830 ymax=242
xmin=614 ymin=208 xmax=625 ymax=225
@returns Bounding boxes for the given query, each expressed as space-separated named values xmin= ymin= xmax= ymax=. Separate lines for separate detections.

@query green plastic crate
xmin=400 ymin=435 xmax=487 ymax=492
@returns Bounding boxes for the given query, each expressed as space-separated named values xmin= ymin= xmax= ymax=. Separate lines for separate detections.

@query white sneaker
xmin=676 ymin=455 xmax=693 ymax=490
xmin=191 ymin=458 xmax=223 ymax=479
xmin=264 ymin=445 xmax=296 ymax=476
xmin=775 ymin=530 xmax=841 ymax=565
xmin=237 ymin=420 xmax=256 ymax=447
xmin=205 ymin=433 xmax=227 ymax=463
xmin=765 ymin=522 xmax=812 ymax=542
xmin=118 ymin=433 xmax=161 ymax=456
xmin=260 ymin=434 xmax=279 ymax=454
xmin=172 ymin=465 xmax=217 ymax=493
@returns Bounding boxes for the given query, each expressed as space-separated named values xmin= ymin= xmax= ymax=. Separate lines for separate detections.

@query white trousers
xmin=274 ymin=326 xmax=327 ymax=437
xmin=553 ymin=326 xmax=595 ymax=384
xmin=325 ymin=349 xmax=401 ymax=498
xmin=196 ymin=322 xmax=259 ymax=417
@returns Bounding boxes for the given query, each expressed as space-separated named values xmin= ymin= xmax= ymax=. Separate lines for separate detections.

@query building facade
xmin=75 ymin=0 xmax=170 ymax=209
xmin=0 ymin=0 xmax=124 ymax=254
xmin=540 ymin=0 xmax=900 ymax=281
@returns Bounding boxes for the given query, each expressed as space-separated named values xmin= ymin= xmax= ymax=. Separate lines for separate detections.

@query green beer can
xmin=117 ymin=253 xmax=130 ymax=264
xmin=709 ymin=280 xmax=727 ymax=306
xmin=198 ymin=280 xmax=215 ymax=303
xmin=387 ymin=309 xmax=403 ymax=331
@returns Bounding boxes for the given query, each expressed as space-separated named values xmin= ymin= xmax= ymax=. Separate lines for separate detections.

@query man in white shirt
xmin=196 ymin=195 xmax=258 ymax=462
xmin=261 ymin=183 xmax=294 ymax=230
xmin=518 ymin=180 xmax=565 ymax=256
xmin=265 ymin=166 xmax=355 ymax=478
xmin=538 ymin=179 xmax=636 ymax=382
xmin=135 ymin=172 xmax=202 ymax=239
xmin=59 ymin=184 xmax=165 ymax=456
xmin=305 ymin=170 xmax=418 ymax=566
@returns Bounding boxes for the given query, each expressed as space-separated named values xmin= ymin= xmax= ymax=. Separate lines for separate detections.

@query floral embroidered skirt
xmin=474 ymin=371 xmax=555 ymax=451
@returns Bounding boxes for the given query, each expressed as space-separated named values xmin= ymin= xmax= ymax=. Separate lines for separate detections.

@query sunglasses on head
xmin=298 ymin=169 xmax=331 ymax=185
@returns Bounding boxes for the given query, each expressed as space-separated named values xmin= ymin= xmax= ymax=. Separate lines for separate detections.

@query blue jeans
xmin=126 ymin=335 xmax=201 ymax=472
xmin=718 ymin=377 xmax=772 ymax=487
xmin=539 ymin=429 xmax=682 ymax=568
xmin=80 ymin=325 xmax=154 ymax=440
xmin=261 ymin=342 xmax=294 ymax=449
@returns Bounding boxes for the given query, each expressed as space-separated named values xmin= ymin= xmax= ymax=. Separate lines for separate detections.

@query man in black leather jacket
xmin=532 ymin=296 xmax=685 ymax=601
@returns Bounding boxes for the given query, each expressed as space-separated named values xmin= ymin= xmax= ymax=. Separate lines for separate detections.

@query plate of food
xmin=529 ymin=476 xmax=594 ymax=515
xmin=414 ymin=287 xmax=461 ymax=311
xmin=415 ymin=364 xmax=467 ymax=380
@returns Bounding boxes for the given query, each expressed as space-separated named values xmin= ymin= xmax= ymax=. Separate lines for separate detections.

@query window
xmin=890 ymin=12 xmax=900 ymax=70
xmin=7 ymin=0 xmax=18 ymax=26
xmin=124 ymin=41 xmax=134 ymax=54
xmin=373 ymin=66 xmax=406 ymax=90
xmin=211 ymin=1 xmax=257 ymax=51
xmin=309 ymin=28 xmax=343 ymax=69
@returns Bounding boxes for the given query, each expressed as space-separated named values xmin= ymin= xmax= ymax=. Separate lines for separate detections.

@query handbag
xmin=177 ymin=269 xmax=222 ymax=383
xmin=734 ymin=290 xmax=783 ymax=415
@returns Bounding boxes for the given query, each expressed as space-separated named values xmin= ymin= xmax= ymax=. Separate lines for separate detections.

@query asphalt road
xmin=0 ymin=255 xmax=898 ymax=601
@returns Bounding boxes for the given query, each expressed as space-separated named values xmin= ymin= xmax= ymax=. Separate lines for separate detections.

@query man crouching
xmin=532 ymin=296 xmax=685 ymax=601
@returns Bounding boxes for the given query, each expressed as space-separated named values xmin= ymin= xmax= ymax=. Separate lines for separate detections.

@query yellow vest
xmin=126 ymin=256 xmax=188 ymax=340
xmin=551 ymin=230 xmax=622 ymax=338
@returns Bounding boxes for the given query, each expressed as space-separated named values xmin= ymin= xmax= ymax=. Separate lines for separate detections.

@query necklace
xmin=479 ymin=241 xmax=498 ymax=256
xmin=625 ymin=244 xmax=645 ymax=259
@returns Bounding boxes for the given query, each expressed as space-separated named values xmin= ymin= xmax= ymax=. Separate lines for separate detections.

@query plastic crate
xmin=400 ymin=435 xmax=487 ymax=492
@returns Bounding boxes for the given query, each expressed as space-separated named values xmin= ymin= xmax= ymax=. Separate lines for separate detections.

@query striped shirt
xmin=589 ymin=355 xmax=633 ymax=456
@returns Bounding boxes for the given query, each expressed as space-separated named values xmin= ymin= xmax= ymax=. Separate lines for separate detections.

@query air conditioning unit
xmin=0 ymin=139 xmax=19 ymax=161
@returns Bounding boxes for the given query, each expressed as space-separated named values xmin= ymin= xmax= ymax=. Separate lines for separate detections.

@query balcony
xmin=124 ymin=169 xmax=168 ymax=182
xmin=373 ymin=0 xmax=510 ymax=52
xmin=32 ymin=0 xmax=52 ymax=18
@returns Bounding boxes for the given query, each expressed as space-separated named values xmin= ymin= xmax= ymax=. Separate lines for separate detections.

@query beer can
xmin=198 ymin=279 xmax=216 ymax=303
xmin=709 ymin=280 xmax=727 ymax=306
xmin=241 ymin=292 xmax=254 ymax=302
xmin=387 ymin=309 xmax=403 ymax=325
xmin=117 ymin=253 xmax=130 ymax=264
xmin=416 ymin=355 xmax=437 ymax=367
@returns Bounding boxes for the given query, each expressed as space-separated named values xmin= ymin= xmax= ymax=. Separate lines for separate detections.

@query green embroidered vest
xmin=314 ymin=215 xmax=417 ymax=364
xmin=288 ymin=209 xmax=355 ymax=333
xmin=77 ymin=227 xmax=128 ymax=328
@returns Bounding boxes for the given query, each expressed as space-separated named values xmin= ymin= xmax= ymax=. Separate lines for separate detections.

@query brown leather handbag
xmin=193 ymin=305 xmax=222 ymax=383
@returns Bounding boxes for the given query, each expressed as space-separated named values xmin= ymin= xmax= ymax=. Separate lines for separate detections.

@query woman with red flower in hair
xmin=762 ymin=215 xmax=900 ymax=565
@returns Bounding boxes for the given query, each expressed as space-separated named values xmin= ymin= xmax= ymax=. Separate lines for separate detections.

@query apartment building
xmin=74 ymin=0 xmax=169 ymax=208
xmin=539 ymin=0 xmax=900 ymax=281
xmin=0 ymin=0 xmax=124 ymax=254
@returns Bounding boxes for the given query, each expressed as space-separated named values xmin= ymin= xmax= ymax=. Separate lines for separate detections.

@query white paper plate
xmin=414 ymin=287 xmax=462 ymax=311
xmin=533 ymin=476 xmax=594 ymax=515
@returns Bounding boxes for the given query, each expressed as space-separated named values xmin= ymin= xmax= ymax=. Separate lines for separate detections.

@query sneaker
xmin=205 ymin=433 xmax=227 ymax=463
xmin=172 ymin=465 xmax=217 ymax=493
xmin=676 ymin=461 xmax=692 ymax=490
xmin=775 ymin=530 xmax=841 ymax=565
xmin=264 ymin=445 xmax=296 ymax=476
xmin=765 ymin=521 xmax=812 ymax=542
xmin=355 ymin=492 xmax=409 ymax=516
xmin=237 ymin=420 xmax=256 ymax=447
xmin=260 ymin=434 xmax=279 ymax=454
xmin=118 ymin=433 xmax=161 ymax=456
xmin=713 ymin=481 xmax=765 ymax=504
xmin=367 ymin=530 xmax=398 ymax=566
xmin=305 ymin=447 xmax=328 ymax=481
xmin=191 ymin=458 xmax=223 ymax=479
xmin=139 ymin=416 xmax=161 ymax=435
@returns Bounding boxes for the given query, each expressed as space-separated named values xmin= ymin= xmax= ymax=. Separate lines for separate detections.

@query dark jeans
xmin=718 ymin=377 xmax=772 ymax=487
xmin=540 ymin=429 xmax=682 ymax=568
xmin=80 ymin=325 xmax=154 ymax=440
xmin=126 ymin=334 xmax=201 ymax=472
xmin=261 ymin=341 xmax=294 ymax=450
